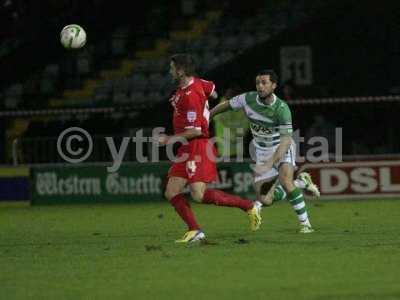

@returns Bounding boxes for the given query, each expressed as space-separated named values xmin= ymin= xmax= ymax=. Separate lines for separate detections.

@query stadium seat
xmin=130 ymin=92 xmax=145 ymax=103
xmin=113 ymin=78 xmax=131 ymax=94
xmin=130 ymin=74 xmax=148 ymax=92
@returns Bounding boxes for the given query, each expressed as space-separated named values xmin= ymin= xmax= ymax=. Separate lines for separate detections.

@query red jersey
xmin=169 ymin=77 xmax=215 ymax=138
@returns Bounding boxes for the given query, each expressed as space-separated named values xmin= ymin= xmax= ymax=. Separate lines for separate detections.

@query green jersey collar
xmin=256 ymin=93 xmax=277 ymax=106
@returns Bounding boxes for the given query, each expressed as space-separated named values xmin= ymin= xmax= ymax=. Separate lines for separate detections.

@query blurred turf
xmin=1 ymin=199 xmax=400 ymax=300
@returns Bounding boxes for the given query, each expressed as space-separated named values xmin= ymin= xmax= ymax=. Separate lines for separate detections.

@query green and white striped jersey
xmin=229 ymin=92 xmax=293 ymax=149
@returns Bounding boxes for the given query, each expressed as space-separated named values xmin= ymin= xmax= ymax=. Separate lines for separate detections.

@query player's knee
xmin=164 ymin=189 xmax=179 ymax=201
xmin=280 ymin=177 xmax=295 ymax=193
xmin=259 ymin=195 xmax=273 ymax=206
xmin=190 ymin=190 xmax=204 ymax=203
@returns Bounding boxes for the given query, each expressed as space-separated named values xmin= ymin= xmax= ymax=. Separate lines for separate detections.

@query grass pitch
xmin=1 ymin=199 xmax=400 ymax=300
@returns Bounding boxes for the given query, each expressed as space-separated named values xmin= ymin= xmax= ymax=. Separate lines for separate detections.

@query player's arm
xmin=209 ymin=90 xmax=218 ymax=100
xmin=254 ymin=135 xmax=292 ymax=175
xmin=158 ymin=128 xmax=202 ymax=145
xmin=270 ymin=135 xmax=292 ymax=164
xmin=271 ymin=104 xmax=293 ymax=163
xmin=201 ymin=79 xmax=218 ymax=100
xmin=210 ymin=93 xmax=246 ymax=118
xmin=210 ymin=101 xmax=230 ymax=118
xmin=272 ymin=102 xmax=293 ymax=160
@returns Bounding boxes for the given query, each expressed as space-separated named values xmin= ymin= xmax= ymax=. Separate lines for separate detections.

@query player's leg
xmin=164 ymin=176 xmax=196 ymax=230
xmin=258 ymin=174 xmax=319 ymax=205
xmin=189 ymin=181 xmax=207 ymax=203
xmin=191 ymin=181 xmax=253 ymax=211
xmin=188 ymin=141 xmax=262 ymax=231
xmin=254 ymin=179 xmax=274 ymax=205
xmin=189 ymin=181 xmax=262 ymax=231
xmin=165 ymin=176 xmax=205 ymax=243
xmin=254 ymin=177 xmax=288 ymax=206
xmin=278 ymin=163 xmax=314 ymax=233
xmin=253 ymin=146 xmax=288 ymax=206
xmin=297 ymin=172 xmax=320 ymax=197
xmin=274 ymin=141 xmax=314 ymax=232
xmin=255 ymin=140 xmax=319 ymax=205
xmin=253 ymin=155 xmax=318 ymax=204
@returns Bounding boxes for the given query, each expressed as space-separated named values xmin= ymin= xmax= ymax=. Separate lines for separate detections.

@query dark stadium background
xmin=0 ymin=0 xmax=399 ymax=164
xmin=2 ymin=2 xmax=400 ymax=300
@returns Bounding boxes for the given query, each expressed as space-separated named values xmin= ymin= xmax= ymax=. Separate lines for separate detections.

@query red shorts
xmin=168 ymin=138 xmax=218 ymax=183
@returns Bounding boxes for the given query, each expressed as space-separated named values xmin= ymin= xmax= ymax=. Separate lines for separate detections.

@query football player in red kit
xmin=157 ymin=54 xmax=262 ymax=243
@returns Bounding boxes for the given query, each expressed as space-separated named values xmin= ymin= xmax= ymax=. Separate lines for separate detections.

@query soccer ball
xmin=60 ymin=24 xmax=87 ymax=49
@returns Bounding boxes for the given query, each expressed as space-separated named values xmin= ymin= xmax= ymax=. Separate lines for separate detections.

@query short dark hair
xmin=257 ymin=69 xmax=278 ymax=84
xmin=170 ymin=54 xmax=196 ymax=76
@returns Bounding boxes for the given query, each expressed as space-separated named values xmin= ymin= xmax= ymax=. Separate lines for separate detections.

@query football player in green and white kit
xmin=210 ymin=70 xmax=319 ymax=233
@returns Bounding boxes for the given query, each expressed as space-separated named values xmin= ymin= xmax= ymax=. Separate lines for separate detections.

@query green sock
xmin=273 ymin=184 xmax=287 ymax=202
xmin=287 ymin=187 xmax=310 ymax=225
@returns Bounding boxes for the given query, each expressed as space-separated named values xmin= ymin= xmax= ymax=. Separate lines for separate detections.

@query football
xmin=60 ymin=24 xmax=87 ymax=49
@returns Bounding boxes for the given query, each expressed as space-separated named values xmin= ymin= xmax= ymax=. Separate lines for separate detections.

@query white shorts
xmin=254 ymin=142 xmax=296 ymax=183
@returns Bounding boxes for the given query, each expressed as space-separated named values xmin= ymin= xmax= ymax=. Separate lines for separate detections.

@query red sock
xmin=202 ymin=189 xmax=253 ymax=211
xmin=170 ymin=194 xmax=200 ymax=231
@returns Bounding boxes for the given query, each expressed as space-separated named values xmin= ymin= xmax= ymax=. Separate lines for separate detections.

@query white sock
xmin=300 ymin=217 xmax=311 ymax=227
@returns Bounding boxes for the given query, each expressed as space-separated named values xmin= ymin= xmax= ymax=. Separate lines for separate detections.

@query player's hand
xmin=252 ymin=160 xmax=273 ymax=175
xmin=157 ymin=134 xmax=170 ymax=146
xmin=209 ymin=91 xmax=218 ymax=100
